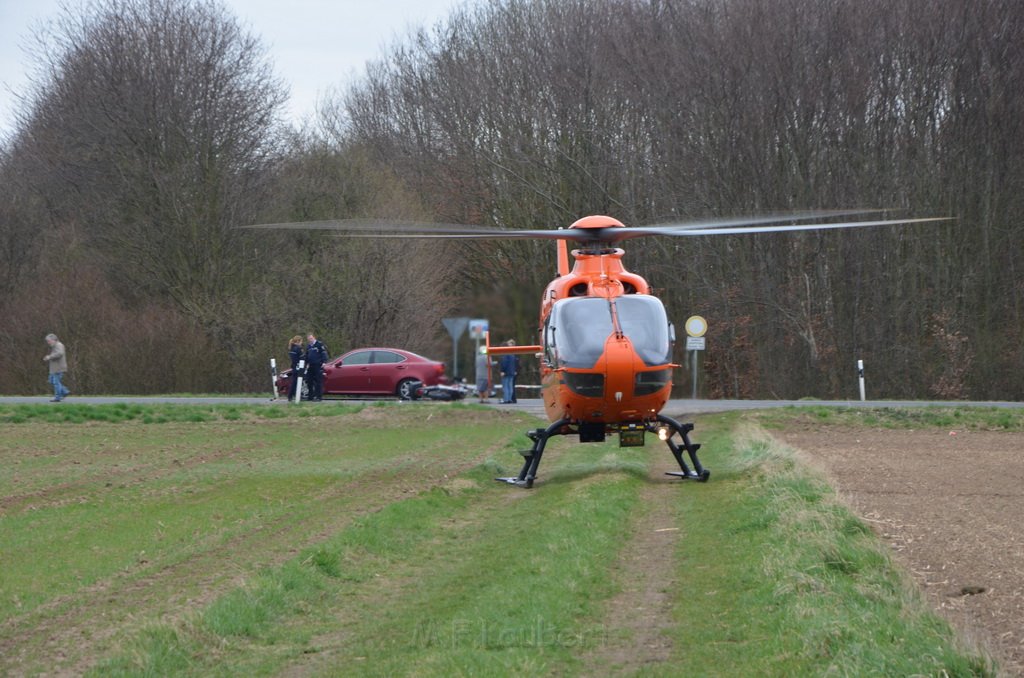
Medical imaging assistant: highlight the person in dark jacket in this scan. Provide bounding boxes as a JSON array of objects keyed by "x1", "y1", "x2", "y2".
[
  {"x1": 287, "y1": 335, "x2": 304, "y2": 401},
  {"x1": 499, "y1": 340, "x2": 520, "y2": 403},
  {"x1": 305, "y1": 333, "x2": 328, "y2": 401}
]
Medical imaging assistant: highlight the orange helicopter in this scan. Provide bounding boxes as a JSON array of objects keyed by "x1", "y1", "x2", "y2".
[{"x1": 248, "y1": 211, "x2": 944, "y2": 487}]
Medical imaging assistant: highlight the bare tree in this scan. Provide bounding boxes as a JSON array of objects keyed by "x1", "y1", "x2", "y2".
[
  {"x1": 342, "y1": 0, "x2": 1024, "y2": 399},
  {"x1": 19, "y1": 0, "x2": 286, "y2": 317},
  {"x1": 0, "y1": 0, "x2": 290, "y2": 393}
]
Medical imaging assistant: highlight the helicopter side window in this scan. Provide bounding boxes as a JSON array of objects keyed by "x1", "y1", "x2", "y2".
[{"x1": 544, "y1": 315, "x2": 557, "y2": 365}]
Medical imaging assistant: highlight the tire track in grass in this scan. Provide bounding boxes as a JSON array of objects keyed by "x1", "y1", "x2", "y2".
[
  {"x1": 580, "y1": 449, "x2": 686, "y2": 675},
  {"x1": 1, "y1": 408, "x2": 529, "y2": 676},
  {"x1": 0, "y1": 424, "x2": 275, "y2": 514},
  {"x1": 4, "y1": 469, "x2": 398, "y2": 674},
  {"x1": 273, "y1": 490, "x2": 527, "y2": 678},
  {"x1": 217, "y1": 441, "x2": 647, "y2": 677},
  {"x1": 11, "y1": 466, "x2": 506, "y2": 675}
]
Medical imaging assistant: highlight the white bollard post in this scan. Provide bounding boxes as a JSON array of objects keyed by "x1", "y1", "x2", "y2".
[
  {"x1": 293, "y1": 359, "x2": 306, "y2": 404},
  {"x1": 857, "y1": 359, "x2": 866, "y2": 402},
  {"x1": 269, "y1": 358, "x2": 278, "y2": 400},
  {"x1": 691, "y1": 350, "x2": 698, "y2": 400}
]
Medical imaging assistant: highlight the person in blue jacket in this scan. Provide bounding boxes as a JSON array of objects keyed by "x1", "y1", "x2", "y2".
[
  {"x1": 499, "y1": 340, "x2": 520, "y2": 403},
  {"x1": 305, "y1": 333, "x2": 329, "y2": 401}
]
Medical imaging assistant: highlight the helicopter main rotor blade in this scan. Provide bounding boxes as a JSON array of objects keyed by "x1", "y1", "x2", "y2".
[
  {"x1": 243, "y1": 218, "x2": 581, "y2": 239},
  {"x1": 610, "y1": 209, "x2": 886, "y2": 235},
  {"x1": 331, "y1": 229, "x2": 580, "y2": 240},
  {"x1": 242, "y1": 219, "x2": 488, "y2": 232},
  {"x1": 333, "y1": 215, "x2": 948, "y2": 242},
  {"x1": 243, "y1": 210, "x2": 882, "y2": 233},
  {"x1": 656, "y1": 216, "x2": 950, "y2": 237},
  {"x1": 241, "y1": 211, "x2": 946, "y2": 244}
]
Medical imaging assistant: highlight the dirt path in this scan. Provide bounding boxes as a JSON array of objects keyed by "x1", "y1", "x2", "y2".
[
  {"x1": 581, "y1": 452, "x2": 684, "y2": 675},
  {"x1": 775, "y1": 426, "x2": 1024, "y2": 676}
]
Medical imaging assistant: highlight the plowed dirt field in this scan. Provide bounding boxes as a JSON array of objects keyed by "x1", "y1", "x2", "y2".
[{"x1": 776, "y1": 426, "x2": 1024, "y2": 675}]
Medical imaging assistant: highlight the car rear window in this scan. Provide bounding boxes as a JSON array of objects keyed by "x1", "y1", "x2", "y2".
[{"x1": 373, "y1": 351, "x2": 407, "y2": 364}]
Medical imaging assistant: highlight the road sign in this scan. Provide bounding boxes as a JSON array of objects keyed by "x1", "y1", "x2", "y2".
[
  {"x1": 442, "y1": 317, "x2": 470, "y2": 340},
  {"x1": 685, "y1": 315, "x2": 707, "y2": 337},
  {"x1": 469, "y1": 318, "x2": 489, "y2": 340},
  {"x1": 442, "y1": 317, "x2": 471, "y2": 379},
  {"x1": 686, "y1": 336, "x2": 706, "y2": 351}
]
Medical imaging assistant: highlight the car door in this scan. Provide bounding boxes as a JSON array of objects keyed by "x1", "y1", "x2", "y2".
[
  {"x1": 368, "y1": 350, "x2": 410, "y2": 394},
  {"x1": 326, "y1": 350, "x2": 373, "y2": 394}
]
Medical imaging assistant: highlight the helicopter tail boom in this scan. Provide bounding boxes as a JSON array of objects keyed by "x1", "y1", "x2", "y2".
[{"x1": 486, "y1": 345, "x2": 541, "y2": 355}]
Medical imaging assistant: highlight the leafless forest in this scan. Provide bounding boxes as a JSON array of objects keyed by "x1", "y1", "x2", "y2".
[{"x1": 0, "y1": 0, "x2": 1021, "y2": 399}]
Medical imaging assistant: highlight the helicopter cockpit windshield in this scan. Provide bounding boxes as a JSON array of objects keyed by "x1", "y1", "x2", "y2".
[{"x1": 548, "y1": 295, "x2": 673, "y2": 369}]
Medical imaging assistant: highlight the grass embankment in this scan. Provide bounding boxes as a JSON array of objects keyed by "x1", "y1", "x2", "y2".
[
  {"x1": 662, "y1": 417, "x2": 991, "y2": 676},
  {"x1": 0, "y1": 401, "x2": 325, "y2": 425},
  {"x1": 0, "y1": 403, "x2": 993, "y2": 676},
  {"x1": 760, "y1": 404, "x2": 1024, "y2": 431}
]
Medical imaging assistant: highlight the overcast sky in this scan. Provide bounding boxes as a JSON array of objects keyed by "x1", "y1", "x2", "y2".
[{"x1": 0, "y1": 0, "x2": 461, "y2": 139}]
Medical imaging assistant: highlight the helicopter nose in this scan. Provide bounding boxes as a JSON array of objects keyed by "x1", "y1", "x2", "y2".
[{"x1": 603, "y1": 336, "x2": 635, "y2": 399}]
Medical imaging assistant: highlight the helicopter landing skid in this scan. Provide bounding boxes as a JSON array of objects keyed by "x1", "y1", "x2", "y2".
[
  {"x1": 665, "y1": 469, "x2": 711, "y2": 481},
  {"x1": 494, "y1": 476, "x2": 531, "y2": 488},
  {"x1": 652, "y1": 414, "x2": 710, "y2": 482},
  {"x1": 495, "y1": 414, "x2": 711, "y2": 488},
  {"x1": 495, "y1": 418, "x2": 572, "y2": 489}
]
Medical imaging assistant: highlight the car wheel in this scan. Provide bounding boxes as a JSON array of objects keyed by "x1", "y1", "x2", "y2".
[
  {"x1": 300, "y1": 380, "x2": 310, "y2": 400},
  {"x1": 397, "y1": 379, "x2": 422, "y2": 401}
]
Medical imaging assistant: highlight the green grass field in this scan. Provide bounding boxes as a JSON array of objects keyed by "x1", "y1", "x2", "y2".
[
  {"x1": 0, "y1": 403, "x2": 995, "y2": 676},
  {"x1": 760, "y1": 404, "x2": 1024, "y2": 432}
]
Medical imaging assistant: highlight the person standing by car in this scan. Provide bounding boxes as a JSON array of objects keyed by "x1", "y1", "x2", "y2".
[
  {"x1": 287, "y1": 335, "x2": 304, "y2": 401},
  {"x1": 305, "y1": 333, "x2": 328, "y2": 401},
  {"x1": 499, "y1": 339, "x2": 520, "y2": 404},
  {"x1": 43, "y1": 333, "x2": 70, "y2": 402}
]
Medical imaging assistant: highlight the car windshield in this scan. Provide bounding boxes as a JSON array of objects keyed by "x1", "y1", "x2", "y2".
[{"x1": 553, "y1": 295, "x2": 671, "y2": 368}]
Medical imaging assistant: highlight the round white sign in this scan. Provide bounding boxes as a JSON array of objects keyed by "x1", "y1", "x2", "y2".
[{"x1": 685, "y1": 315, "x2": 707, "y2": 338}]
